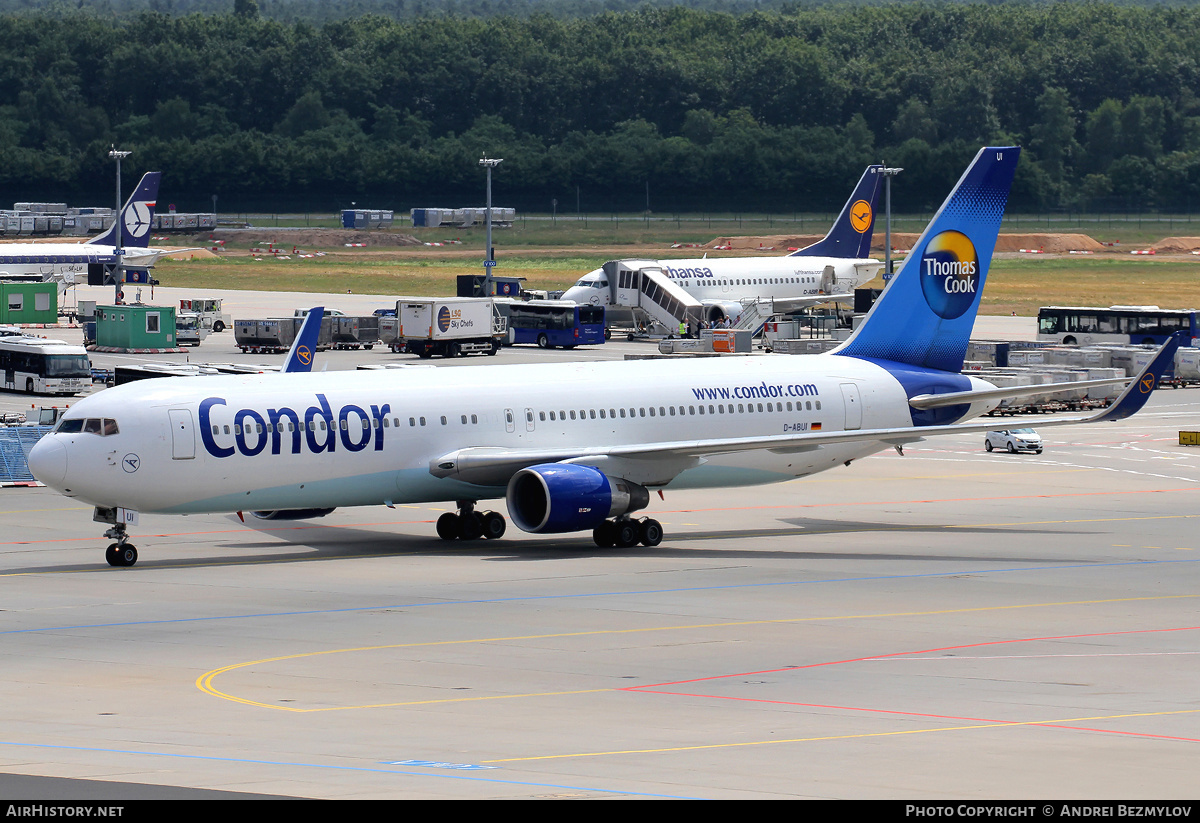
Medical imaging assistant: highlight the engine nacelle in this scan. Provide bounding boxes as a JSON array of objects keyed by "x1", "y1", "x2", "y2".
[
  {"x1": 506, "y1": 464, "x2": 649, "y2": 534},
  {"x1": 704, "y1": 301, "x2": 743, "y2": 325},
  {"x1": 250, "y1": 508, "x2": 336, "y2": 521}
]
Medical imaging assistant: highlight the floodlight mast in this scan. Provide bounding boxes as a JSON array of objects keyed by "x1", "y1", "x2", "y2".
[
  {"x1": 479, "y1": 156, "x2": 503, "y2": 295},
  {"x1": 881, "y1": 166, "x2": 903, "y2": 282},
  {"x1": 108, "y1": 147, "x2": 132, "y2": 304}
]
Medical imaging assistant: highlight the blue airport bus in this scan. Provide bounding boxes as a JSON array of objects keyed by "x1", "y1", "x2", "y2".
[
  {"x1": 1037, "y1": 306, "x2": 1198, "y2": 346},
  {"x1": 499, "y1": 300, "x2": 606, "y2": 348}
]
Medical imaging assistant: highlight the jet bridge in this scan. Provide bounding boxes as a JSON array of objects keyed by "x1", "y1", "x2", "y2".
[{"x1": 602, "y1": 260, "x2": 703, "y2": 334}]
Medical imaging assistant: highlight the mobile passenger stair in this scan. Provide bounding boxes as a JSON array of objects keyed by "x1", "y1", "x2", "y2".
[{"x1": 602, "y1": 260, "x2": 704, "y2": 337}]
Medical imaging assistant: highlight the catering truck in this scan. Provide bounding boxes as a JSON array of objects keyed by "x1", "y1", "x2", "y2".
[{"x1": 391, "y1": 297, "x2": 507, "y2": 358}]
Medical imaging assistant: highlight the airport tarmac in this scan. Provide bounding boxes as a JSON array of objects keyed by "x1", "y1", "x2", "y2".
[{"x1": 0, "y1": 291, "x2": 1197, "y2": 799}]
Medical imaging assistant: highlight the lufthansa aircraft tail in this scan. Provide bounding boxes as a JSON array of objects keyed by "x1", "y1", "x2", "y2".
[
  {"x1": 834, "y1": 147, "x2": 1020, "y2": 373},
  {"x1": 85, "y1": 171, "x2": 161, "y2": 249},
  {"x1": 789, "y1": 164, "x2": 884, "y2": 259}
]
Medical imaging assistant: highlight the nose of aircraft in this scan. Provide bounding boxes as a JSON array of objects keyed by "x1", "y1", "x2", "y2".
[{"x1": 28, "y1": 436, "x2": 67, "y2": 488}]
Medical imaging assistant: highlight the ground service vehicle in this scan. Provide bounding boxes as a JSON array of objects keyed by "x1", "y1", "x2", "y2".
[
  {"x1": 179, "y1": 298, "x2": 231, "y2": 333},
  {"x1": 175, "y1": 313, "x2": 210, "y2": 346},
  {"x1": 392, "y1": 297, "x2": 506, "y2": 357},
  {"x1": 1037, "y1": 306, "x2": 1198, "y2": 346},
  {"x1": 0, "y1": 336, "x2": 91, "y2": 394},
  {"x1": 985, "y1": 428, "x2": 1043, "y2": 454}
]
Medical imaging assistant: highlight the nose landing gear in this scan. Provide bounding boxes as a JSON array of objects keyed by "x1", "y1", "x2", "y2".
[
  {"x1": 102, "y1": 524, "x2": 138, "y2": 567},
  {"x1": 95, "y1": 507, "x2": 138, "y2": 567}
]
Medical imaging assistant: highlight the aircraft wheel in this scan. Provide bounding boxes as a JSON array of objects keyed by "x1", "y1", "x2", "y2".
[
  {"x1": 458, "y1": 512, "x2": 483, "y2": 540},
  {"x1": 639, "y1": 519, "x2": 663, "y2": 547},
  {"x1": 436, "y1": 512, "x2": 459, "y2": 541},
  {"x1": 614, "y1": 520, "x2": 640, "y2": 548},
  {"x1": 108, "y1": 544, "x2": 138, "y2": 567},
  {"x1": 481, "y1": 511, "x2": 506, "y2": 540},
  {"x1": 592, "y1": 522, "x2": 616, "y2": 548}
]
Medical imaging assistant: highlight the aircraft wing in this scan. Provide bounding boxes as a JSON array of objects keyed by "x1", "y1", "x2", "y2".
[
  {"x1": 767, "y1": 292, "x2": 855, "y2": 311},
  {"x1": 431, "y1": 332, "x2": 1182, "y2": 488},
  {"x1": 909, "y1": 376, "x2": 1132, "y2": 410},
  {"x1": 120, "y1": 247, "x2": 171, "y2": 267}
]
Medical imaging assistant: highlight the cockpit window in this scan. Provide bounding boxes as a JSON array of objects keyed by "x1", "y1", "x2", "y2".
[{"x1": 59, "y1": 418, "x2": 119, "y2": 435}]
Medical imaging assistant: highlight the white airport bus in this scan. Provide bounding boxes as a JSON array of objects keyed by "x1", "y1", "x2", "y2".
[{"x1": 0, "y1": 336, "x2": 92, "y2": 395}]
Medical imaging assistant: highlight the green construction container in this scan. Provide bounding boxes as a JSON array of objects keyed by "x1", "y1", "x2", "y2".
[
  {"x1": 0, "y1": 283, "x2": 57, "y2": 324},
  {"x1": 95, "y1": 304, "x2": 176, "y2": 349}
]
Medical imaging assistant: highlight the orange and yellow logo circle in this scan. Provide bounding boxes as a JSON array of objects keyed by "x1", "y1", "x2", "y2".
[{"x1": 849, "y1": 200, "x2": 873, "y2": 234}]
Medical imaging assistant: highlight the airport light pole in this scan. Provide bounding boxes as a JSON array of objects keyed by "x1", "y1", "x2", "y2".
[
  {"x1": 479, "y1": 156, "x2": 502, "y2": 295},
  {"x1": 881, "y1": 166, "x2": 903, "y2": 282},
  {"x1": 109, "y1": 147, "x2": 132, "y2": 304}
]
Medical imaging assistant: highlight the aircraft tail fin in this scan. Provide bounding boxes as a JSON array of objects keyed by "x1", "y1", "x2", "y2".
[
  {"x1": 85, "y1": 171, "x2": 161, "y2": 249},
  {"x1": 789, "y1": 165, "x2": 883, "y2": 259},
  {"x1": 283, "y1": 308, "x2": 323, "y2": 373},
  {"x1": 833, "y1": 147, "x2": 1020, "y2": 373}
]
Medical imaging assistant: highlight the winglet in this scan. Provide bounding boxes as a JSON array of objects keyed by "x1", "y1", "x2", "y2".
[
  {"x1": 1089, "y1": 331, "x2": 1186, "y2": 422},
  {"x1": 85, "y1": 171, "x2": 162, "y2": 249},
  {"x1": 790, "y1": 165, "x2": 884, "y2": 259},
  {"x1": 283, "y1": 307, "x2": 323, "y2": 373}
]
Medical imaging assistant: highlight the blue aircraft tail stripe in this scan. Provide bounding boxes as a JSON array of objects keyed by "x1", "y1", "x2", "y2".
[
  {"x1": 833, "y1": 147, "x2": 1020, "y2": 373},
  {"x1": 789, "y1": 165, "x2": 883, "y2": 260}
]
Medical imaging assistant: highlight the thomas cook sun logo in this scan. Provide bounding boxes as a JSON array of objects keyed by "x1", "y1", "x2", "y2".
[
  {"x1": 849, "y1": 200, "x2": 873, "y2": 234},
  {"x1": 919, "y1": 230, "x2": 980, "y2": 320}
]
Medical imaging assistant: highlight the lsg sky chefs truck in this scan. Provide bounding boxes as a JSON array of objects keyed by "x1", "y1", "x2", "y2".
[{"x1": 391, "y1": 297, "x2": 508, "y2": 358}]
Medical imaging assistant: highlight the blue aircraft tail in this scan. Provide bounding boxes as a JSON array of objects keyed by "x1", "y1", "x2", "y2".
[
  {"x1": 283, "y1": 307, "x2": 323, "y2": 373},
  {"x1": 833, "y1": 147, "x2": 1020, "y2": 373},
  {"x1": 85, "y1": 171, "x2": 161, "y2": 249},
  {"x1": 789, "y1": 165, "x2": 884, "y2": 259}
]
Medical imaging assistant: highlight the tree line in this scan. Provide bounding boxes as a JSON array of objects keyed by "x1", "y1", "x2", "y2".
[{"x1": 2, "y1": 2, "x2": 1200, "y2": 213}]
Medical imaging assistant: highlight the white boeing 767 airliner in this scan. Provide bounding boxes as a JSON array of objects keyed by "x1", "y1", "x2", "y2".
[{"x1": 28, "y1": 147, "x2": 1184, "y2": 566}]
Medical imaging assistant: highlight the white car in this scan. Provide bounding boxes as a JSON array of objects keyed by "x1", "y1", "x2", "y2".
[{"x1": 985, "y1": 428, "x2": 1043, "y2": 454}]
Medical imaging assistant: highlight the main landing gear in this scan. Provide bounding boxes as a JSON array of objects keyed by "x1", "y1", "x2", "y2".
[
  {"x1": 592, "y1": 517, "x2": 663, "y2": 549},
  {"x1": 436, "y1": 501, "x2": 507, "y2": 541},
  {"x1": 102, "y1": 523, "x2": 138, "y2": 567}
]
